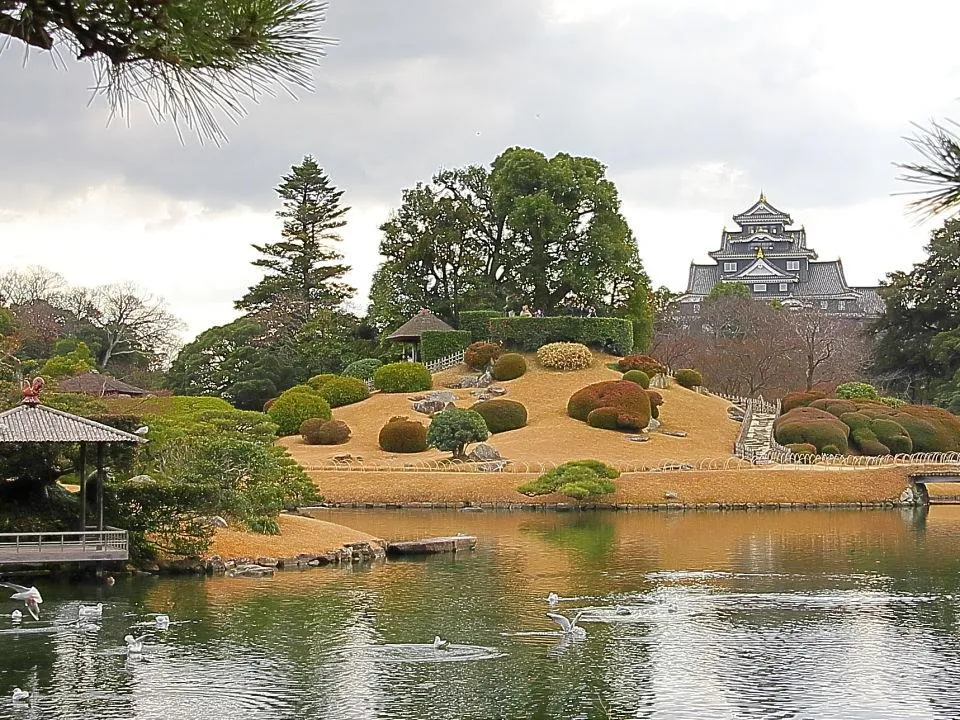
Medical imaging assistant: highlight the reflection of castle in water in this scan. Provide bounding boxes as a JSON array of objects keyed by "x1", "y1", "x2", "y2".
[{"x1": 677, "y1": 193, "x2": 883, "y2": 318}]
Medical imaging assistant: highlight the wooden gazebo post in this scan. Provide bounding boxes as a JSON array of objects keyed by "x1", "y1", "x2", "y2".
[{"x1": 78, "y1": 443, "x2": 86, "y2": 531}]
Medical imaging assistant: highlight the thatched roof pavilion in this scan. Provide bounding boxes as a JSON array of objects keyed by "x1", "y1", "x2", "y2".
[
  {"x1": 386, "y1": 309, "x2": 454, "y2": 361},
  {"x1": 58, "y1": 372, "x2": 148, "y2": 398}
]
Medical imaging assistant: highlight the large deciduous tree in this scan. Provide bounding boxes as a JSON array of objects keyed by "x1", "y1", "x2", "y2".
[{"x1": 0, "y1": 0, "x2": 334, "y2": 141}]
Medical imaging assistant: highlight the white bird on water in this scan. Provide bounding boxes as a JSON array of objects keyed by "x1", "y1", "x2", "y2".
[
  {"x1": 154, "y1": 614, "x2": 170, "y2": 630},
  {"x1": 433, "y1": 636, "x2": 449, "y2": 650},
  {"x1": 0, "y1": 582, "x2": 42, "y2": 620},
  {"x1": 124, "y1": 634, "x2": 146, "y2": 655},
  {"x1": 546, "y1": 592, "x2": 560, "y2": 606},
  {"x1": 78, "y1": 603, "x2": 102, "y2": 619},
  {"x1": 12, "y1": 688, "x2": 29, "y2": 702},
  {"x1": 547, "y1": 612, "x2": 586, "y2": 637},
  {"x1": 11, "y1": 610, "x2": 22, "y2": 623},
  {"x1": 615, "y1": 605, "x2": 632, "y2": 616}
]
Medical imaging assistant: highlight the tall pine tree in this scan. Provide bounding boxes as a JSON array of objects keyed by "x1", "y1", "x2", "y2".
[{"x1": 237, "y1": 156, "x2": 354, "y2": 323}]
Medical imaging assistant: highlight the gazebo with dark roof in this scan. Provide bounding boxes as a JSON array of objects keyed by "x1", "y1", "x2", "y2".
[
  {"x1": 386, "y1": 308, "x2": 455, "y2": 361},
  {"x1": 58, "y1": 372, "x2": 148, "y2": 398},
  {"x1": 0, "y1": 385, "x2": 145, "y2": 564}
]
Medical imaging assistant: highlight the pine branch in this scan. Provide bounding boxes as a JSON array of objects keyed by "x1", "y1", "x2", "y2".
[{"x1": 895, "y1": 119, "x2": 960, "y2": 220}]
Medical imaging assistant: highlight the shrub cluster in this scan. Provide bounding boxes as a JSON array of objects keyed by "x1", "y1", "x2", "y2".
[
  {"x1": 518, "y1": 459, "x2": 620, "y2": 501},
  {"x1": 301, "y1": 419, "x2": 351, "y2": 445},
  {"x1": 373, "y1": 362, "x2": 432, "y2": 393},
  {"x1": 458, "y1": 310, "x2": 502, "y2": 342},
  {"x1": 420, "y1": 330, "x2": 472, "y2": 363},
  {"x1": 673, "y1": 368, "x2": 703, "y2": 389},
  {"x1": 879, "y1": 396, "x2": 906, "y2": 408},
  {"x1": 464, "y1": 341, "x2": 503, "y2": 370},
  {"x1": 316, "y1": 376, "x2": 369, "y2": 408},
  {"x1": 491, "y1": 353, "x2": 527, "y2": 381},
  {"x1": 537, "y1": 342, "x2": 593, "y2": 370},
  {"x1": 835, "y1": 382, "x2": 879, "y2": 400},
  {"x1": 426, "y1": 408, "x2": 489, "y2": 457},
  {"x1": 378, "y1": 416, "x2": 428, "y2": 453},
  {"x1": 586, "y1": 407, "x2": 646, "y2": 432},
  {"x1": 622, "y1": 370, "x2": 650, "y2": 388},
  {"x1": 471, "y1": 399, "x2": 528, "y2": 433},
  {"x1": 267, "y1": 385, "x2": 332, "y2": 436},
  {"x1": 809, "y1": 398, "x2": 858, "y2": 418},
  {"x1": 780, "y1": 390, "x2": 827, "y2": 414},
  {"x1": 774, "y1": 407, "x2": 850, "y2": 455},
  {"x1": 342, "y1": 358, "x2": 382, "y2": 381},
  {"x1": 567, "y1": 380, "x2": 651, "y2": 428},
  {"x1": 307, "y1": 374, "x2": 339, "y2": 391},
  {"x1": 488, "y1": 316, "x2": 633, "y2": 356},
  {"x1": 616, "y1": 354, "x2": 667, "y2": 377}
]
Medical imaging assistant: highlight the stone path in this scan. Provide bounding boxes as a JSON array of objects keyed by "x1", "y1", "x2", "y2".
[{"x1": 741, "y1": 407, "x2": 777, "y2": 463}]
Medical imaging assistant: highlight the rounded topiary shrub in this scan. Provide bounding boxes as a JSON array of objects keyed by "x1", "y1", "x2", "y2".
[
  {"x1": 809, "y1": 398, "x2": 859, "y2": 418},
  {"x1": 537, "y1": 342, "x2": 593, "y2": 370},
  {"x1": 373, "y1": 362, "x2": 432, "y2": 393},
  {"x1": 787, "y1": 442, "x2": 817, "y2": 456},
  {"x1": 616, "y1": 354, "x2": 666, "y2": 376},
  {"x1": 835, "y1": 381, "x2": 879, "y2": 400},
  {"x1": 317, "y1": 376, "x2": 369, "y2": 408},
  {"x1": 851, "y1": 426, "x2": 890, "y2": 456},
  {"x1": 674, "y1": 368, "x2": 703, "y2": 389},
  {"x1": 307, "y1": 374, "x2": 339, "y2": 391},
  {"x1": 622, "y1": 370, "x2": 650, "y2": 388},
  {"x1": 464, "y1": 342, "x2": 502, "y2": 370},
  {"x1": 301, "y1": 418, "x2": 351, "y2": 445},
  {"x1": 491, "y1": 353, "x2": 527, "y2": 381},
  {"x1": 268, "y1": 385, "x2": 332, "y2": 436},
  {"x1": 780, "y1": 390, "x2": 827, "y2": 414},
  {"x1": 869, "y1": 417, "x2": 912, "y2": 454},
  {"x1": 342, "y1": 358, "x2": 382, "y2": 381},
  {"x1": 471, "y1": 399, "x2": 528, "y2": 434},
  {"x1": 586, "y1": 406, "x2": 647, "y2": 432},
  {"x1": 647, "y1": 389, "x2": 663, "y2": 420},
  {"x1": 300, "y1": 417, "x2": 325, "y2": 442},
  {"x1": 378, "y1": 416, "x2": 428, "y2": 453},
  {"x1": 773, "y1": 406, "x2": 850, "y2": 455},
  {"x1": 568, "y1": 380, "x2": 651, "y2": 428},
  {"x1": 821, "y1": 444, "x2": 841, "y2": 455},
  {"x1": 856, "y1": 404, "x2": 960, "y2": 452},
  {"x1": 426, "y1": 408, "x2": 489, "y2": 458}
]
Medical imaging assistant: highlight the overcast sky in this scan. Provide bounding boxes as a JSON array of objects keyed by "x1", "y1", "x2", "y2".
[{"x1": 1, "y1": 0, "x2": 958, "y2": 340}]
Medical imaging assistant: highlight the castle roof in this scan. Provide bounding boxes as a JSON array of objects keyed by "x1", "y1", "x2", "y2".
[{"x1": 732, "y1": 192, "x2": 792, "y2": 226}]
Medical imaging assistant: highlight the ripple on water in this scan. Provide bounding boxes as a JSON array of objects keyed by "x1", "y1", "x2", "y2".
[{"x1": 344, "y1": 643, "x2": 505, "y2": 664}]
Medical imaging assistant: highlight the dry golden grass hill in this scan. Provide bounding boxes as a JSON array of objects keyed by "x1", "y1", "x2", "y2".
[{"x1": 282, "y1": 353, "x2": 739, "y2": 471}]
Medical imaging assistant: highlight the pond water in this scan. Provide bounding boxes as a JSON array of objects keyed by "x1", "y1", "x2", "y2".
[{"x1": 3, "y1": 506, "x2": 960, "y2": 719}]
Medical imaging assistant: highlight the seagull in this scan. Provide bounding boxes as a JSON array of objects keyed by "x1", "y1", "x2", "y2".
[
  {"x1": 0, "y1": 582, "x2": 42, "y2": 620},
  {"x1": 547, "y1": 612, "x2": 586, "y2": 637},
  {"x1": 11, "y1": 610, "x2": 21, "y2": 623},
  {"x1": 12, "y1": 688, "x2": 29, "y2": 702},
  {"x1": 78, "y1": 603, "x2": 102, "y2": 619},
  {"x1": 546, "y1": 592, "x2": 560, "y2": 606},
  {"x1": 433, "y1": 635, "x2": 449, "y2": 650},
  {"x1": 615, "y1": 605, "x2": 632, "y2": 616},
  {"x1": 154, "y1": 614, "x2": 170, "y2": 629},
  {"x1": 135, "y1": 426, "x2": 149, "y2": 435},
  {"x1": 124, "y1": 634, "x2": 146, "y2": 654}
]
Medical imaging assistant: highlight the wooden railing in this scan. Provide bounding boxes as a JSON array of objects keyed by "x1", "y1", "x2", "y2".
[{"x1": 0, "y1": 527, "x2": 129, "y2": 564}]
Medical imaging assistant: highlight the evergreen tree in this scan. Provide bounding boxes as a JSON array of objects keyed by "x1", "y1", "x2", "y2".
[{"x1": 237, "y1": 156, "x2": 354, "y2": 324}]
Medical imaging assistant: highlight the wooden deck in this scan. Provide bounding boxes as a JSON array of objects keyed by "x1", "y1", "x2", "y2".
[{"x1": 0, "y1": 528, "x2": 128, "y2": 564}]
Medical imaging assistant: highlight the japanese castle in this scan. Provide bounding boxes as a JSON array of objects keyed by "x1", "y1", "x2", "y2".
[{"x1": 677, "y1": 193, "x2": 883, "y2": 318}]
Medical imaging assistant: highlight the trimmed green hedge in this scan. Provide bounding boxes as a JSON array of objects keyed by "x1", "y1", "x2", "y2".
[
  {"x1": 267, "y1": 385, "x2": 331, "y2": 436},
  {"x1": 488, "y1": 317, "x2": 633, "y2": 356},
  {"x1": 491, "y1": 353, "x2": 527, "y2": 381},
  {"x1": 317, "y1": 376, "x2": 369, "y2": 408},
  {"x1": 458, "y1": 310, "x2": 503, "y2": 341},
  {"x1": 373, "y1": 362, "x2": 432, "y2": 393},
  {"x1": 420, "y1": 330, "x2": 471, "y2": 363},
  {"x1": 471, "y1": 399, "x2": 528, "y2": 433}
]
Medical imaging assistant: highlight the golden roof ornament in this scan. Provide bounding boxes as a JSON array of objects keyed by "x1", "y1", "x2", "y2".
[
  {"x1": 759, "y1": 189, "x2": 767, "y2": 203},
  {"x1": 756, "y1": 246, "x2": 764, "y2": 259}
]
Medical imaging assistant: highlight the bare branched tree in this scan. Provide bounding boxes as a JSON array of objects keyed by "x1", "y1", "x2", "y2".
[
  {"x1": 86, "y1": 283, "x2": 184, "y2": 369},
  {"x1": 896, "y1": 119, "x2": 960, "y2": 220},
  {"x1": 0, "y1": 266, "x2": 67, "y2": 307},
  {"x1": 0, "y1": 0, "x2": 335, "y2": 142}
]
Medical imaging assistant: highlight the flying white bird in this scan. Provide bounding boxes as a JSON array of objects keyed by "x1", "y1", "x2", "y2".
[
  {"x1": 12, "y1": 688, "x2": 29, "y2": 702},
  {"x1": 546, "y1": 592, "x2": 560, "y2": 606},
  {"x1": 547, "y1": 612, "x2": 586, "y2": 637},
  {"x1": 433, "y1": 635, "x2": 449, "y2": 650},
  {"x1": 11, "y1": 610, "x2": 22, "y2": 623},
  {"x1": 154, "y1": 614, "x2": 170, "y2": 629},
  {"x1": 124, "y1": 634, "x2": 146, "y2": 654},
  {"x1": 78, "y1": 603, "x2": 102, "y2": 619},
  {"x1": 0, "y1": 582, "x2": 42, "y2": 620}
]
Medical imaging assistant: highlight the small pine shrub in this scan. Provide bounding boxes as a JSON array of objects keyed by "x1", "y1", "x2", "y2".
[
  {"x1": 267, "y1": 385, "x2": 331, "y2": 436},
  {"x1": 787, "y1": 443, "x2": 817, "y2": 455},
  {"x1": 622, "y1": 370, "x2": 650, "y2": 388},
  {"x1": 616, "y1": 354, "x2": 666, "y2": 376},
  {"x1": 673, "y1": 368, "x2": 703, "y2": 389},
  {"x1": 317, "y1": 376, "x2": 369, "y2": 408},
  {"x1": 464, "y1": 342, "x2": 503, "y2": 370},
  {"x1": 343, "y1": 358, "x2": 382, "y2": 381},
  {"x1": 517, "y1": 460, "x2": 619, "y2": 501},
  {"x1": 426, "y1": 408, "x2": 489, "y2": 458},
  {"x1": 378, "y1": 416, "x2": 428, "y2": 453},
  {"x1": 537, "y1": 342, "x2": 593, "y2": 370},
  {"x1": 835, "y1": 382, "x2": 879, "y2": 400},
  {"x1": 471, "y1": 399, "x2": 528, "y2": 433},
  {"x1": 307, "y1": 374, "x2": 339, "y2": 391},
  {"x1": 373, "y1": 362, "x2": 432, "y2": 393},
  {"x1": 491, "y1": 353, "x2": 527, "y2": 381}
]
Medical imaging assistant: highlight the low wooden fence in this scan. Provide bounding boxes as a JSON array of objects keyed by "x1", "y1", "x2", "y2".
[{"x1": 0, "y1": 527, "x2": 129, "y2": 564}]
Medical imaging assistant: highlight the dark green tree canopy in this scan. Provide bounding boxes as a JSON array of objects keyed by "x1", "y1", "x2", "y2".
[{"x1": 1, "y1": 0, "x2": 333, "y2": 141}]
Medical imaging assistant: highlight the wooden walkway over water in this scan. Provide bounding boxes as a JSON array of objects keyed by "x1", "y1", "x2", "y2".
[{"x1": 0, "y1": 528, "x2": 128, "y2": 564}]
